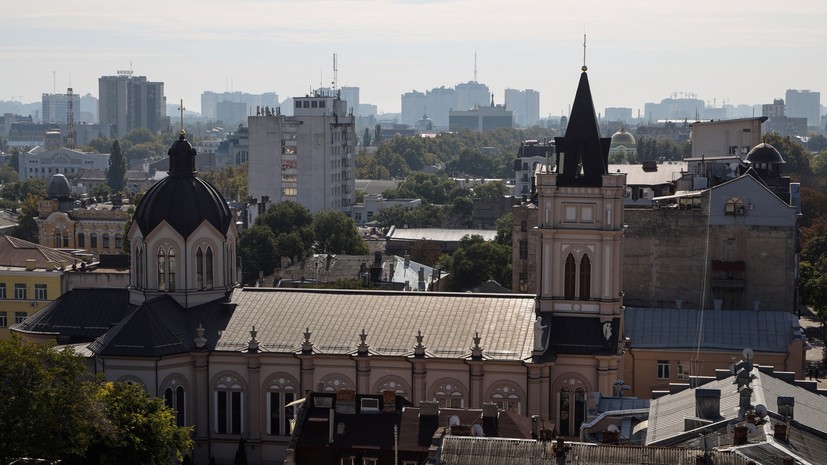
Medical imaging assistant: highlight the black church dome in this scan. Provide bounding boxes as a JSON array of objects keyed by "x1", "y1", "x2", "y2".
[
  {"x1": 745, "y1": 143, "x2": 785, "y2": 164},
  {"x1": 132, "y1": 133, "x2": 232, "y2": 238},
  {"x1": 46, "y1": 174, "x2": 72, "y2": 199}
]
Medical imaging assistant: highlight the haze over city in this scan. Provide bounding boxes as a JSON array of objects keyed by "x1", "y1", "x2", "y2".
[{"x1": 2, "y1": 0, "x2": 826, "y2": 116}]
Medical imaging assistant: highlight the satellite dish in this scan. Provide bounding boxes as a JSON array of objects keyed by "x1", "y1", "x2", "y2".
[
  {"x1": 449, "y1": 415, "x2": 461, "y2": 427},
  {"x1": 743, "y1": 348, "x2": 754, "y2": 360},
  {"x1": 607, "y1": 424, "x2": 620, "y2": 433},
  {"x1": 730, "y1": 363, "x2": 737, "y2": 375},
  {"x1": 471, "y1": 424, "x2": 485, "y2": 437},
  {"x1": 726, "y1": 423, "x2": 734, "y2": 435},
  {"x1": 746, "y1": 423, "x2": 757, "y2": 435},
  {"x1": 755, "y1": 404, "x2": 768, "y2": 419}
]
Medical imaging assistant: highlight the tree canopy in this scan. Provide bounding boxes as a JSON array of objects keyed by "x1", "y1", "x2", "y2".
[
  {"x1": 107, "y1": 139, "x2": 127, "y2": 193},
  {"x1": 313, "y1": 210, "x2": 369, "y2": 255},
  {"x1": 0, "y1": 336, "x2": 192, "y2": 464},
  {"x1": 438, "y1": 235, "x2": 512, "y2": 291}
]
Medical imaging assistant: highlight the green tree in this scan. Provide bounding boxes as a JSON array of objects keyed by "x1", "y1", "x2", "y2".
[
  {"x1": 495, "y1": 212, "x2": 513, "y2": 245},
  {"x1": 473, "y1": 181, "x2": 508, "y2": 200},
  {"x1": 11, "y1": 194, "x2": 40, "y2": 242},
  {"x1": 438, "y1": 235, "x2": 512, "y2": 291},
  {"x1": 86, "y1": 381, "x2": 193, "y2": 465},
  {"x1": 807, "y1": 134, "x2": 827, "y2": 152},
  {"x1": 91, "y1": 183, "x2": 113, "y2": 199},
  {"x1": 313, "y1": 210, "x2": 369, "y2": 255},
  {"x1": 8, "y1": 148, "x2": 20, "y2": 172},
  {"x1": 0, "y1": 336, "x2": 99, "y2": 463},
  {"x1": 374, "y1": 124, "x2": 382, "y2": 144},
  {"x1": 763, "y1": 133, "x2": 813, "y2": 180},
  {"x1": 238, "y1": 225, "x2": 279, "y2": 284},
  {"x1": 107, "y1": 140, "x2": 127, "y2": 193},
  {"x1": 362, "y1": 127, "x2": 372, "y2": 147}
]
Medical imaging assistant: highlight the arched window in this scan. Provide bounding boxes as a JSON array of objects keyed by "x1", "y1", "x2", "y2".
[
  {"x1": 135, "y1": 247, "x2": 143, "y2": 288},
  {"x1": 556, "y1": 377, "x2": 589, "y2": 437},
  {"x1": 196, "y1": 248, "x2": 204, "y2": 289},
  {"x1": 90, "y1": 232, "x2": 98, "y2": 249},
  {"x1": 205, "y1": 247, "x2": 214, "y2": 289},
  {"x1": 579, "y1": 255, "x2": 591, "y2": 300},
  {"x1": 168, "y1": 248, "x2": 176, "y2": 291},
  {"x1": 266, "y1": 375, "x2": 298, "y2": 436},
  {"x1": 54, "y1": 232, "x2": 62, "y2": 248},
  {"x1": 115, "y1": 233, "x2": 123, "y2": 250},
  {"x1": 215, "y1": 374, "x2": 244, "y2": 435},
  {"x1": 77, "y1": 232, "x2": 85, "y2": 248},
  {"x1": 487, "y1": 382, "x2": 523, "y2": 414},
  {"x1": 564, "y1": 253, "x2": 576, "y2": 299},
  {"x1": 157, "y1": 248, "x2": 166, "y2": 291},
  {"x1": 574, "y1": 387, "x2": 587, "y2": 432},
  {"x1": 163, "y1": 385, "x2": 186, "y2": 427},
  {"x1": 431, "y1": 379, "x2": 467, "y2": 409},
  {"x1": 319, "y1": 374, "x2": 355, "y2": 393},
  {"x1": 373, "y1": 376, "x2": 411, "y2": 400},
  {"x1": 103, "y1": 233, "x2": 110, "y2": 249}
]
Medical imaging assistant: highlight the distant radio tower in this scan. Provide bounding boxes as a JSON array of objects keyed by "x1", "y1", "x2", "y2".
[
  {"x1": 474, "y1": 50, "x2": 478, "y2": 82},
  {"x1": 332, "y1": 53, "x2": 338, "y2": 93},
  {"x1": 66, "y1": 87, "x2": 75, "y2": 149}
]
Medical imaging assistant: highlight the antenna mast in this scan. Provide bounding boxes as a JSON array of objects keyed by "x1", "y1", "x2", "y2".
[
  {"x1": 66, "y1": 87, "x2": 75, "y2": 149},
  {"x1": 332, "y1": 53, "x2": 338, "y2": 93},
  {"x1": 474, "y1": 49, "x2": 478, "y2": 82}
]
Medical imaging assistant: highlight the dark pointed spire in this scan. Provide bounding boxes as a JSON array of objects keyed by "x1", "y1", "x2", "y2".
[{"x1": 554, "y1": 68, "x2": 610, "y2": 186}]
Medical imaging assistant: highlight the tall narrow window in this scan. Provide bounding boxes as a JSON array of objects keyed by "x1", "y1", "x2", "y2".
[
  {"x1": 579, "y1": 255, "x2": 591, "y2": 300},
  {"x1": 559, "y1": 387, "x2": 571, "y2": 436},
  {"x1": 103, "y1": 233, "x2": 110, "y2": 249},
  {"x1": 215, "y1": 376, "x2": 243, "y2": 434},
  {"x1": 574, "y1": 388, "x2": 587, "y2": 432},
  {"x1": 205, "y1": 247, "x2": 214, "y2": 289},
  {"x1": 168, "y1": 248, "x2": 176, "y2": 291},
  {"x1": 196, "y1": 248, "x2": 204, "y2": 289},
  {"x1": 158, "y1": 248, "x2": 166, "y2": 291},
  {"x1": 77, "y1": 232, "x2": 85, "y2": 248},
  {"x1": 163, "y1": 387, "x2": 186, "y2": 426},
  {"x1": 564, "y1": 254, "x2": 576, "y2": 299},
  {"x1": 91, "y1": 233, "x2": 98, "y2": 249}
]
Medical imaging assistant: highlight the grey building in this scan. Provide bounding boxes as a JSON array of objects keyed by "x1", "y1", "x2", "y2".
[
  {"x1": 98, "y1": 73, "x2": 168, "y2": 137},
  {"x1": 505, "y1": 88, "x2": 540, "y2": 127},
  {"x1": 247, "y1": 92, "x2": 356, "y2": 214},
  {"x1": 785, "y1": 89, "x2": 820, "y2": 128}
]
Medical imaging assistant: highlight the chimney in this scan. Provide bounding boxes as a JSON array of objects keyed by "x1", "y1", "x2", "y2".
[
  {"x1": 335, "y1": 389, "x2": 356, "y2": 414},
  {"x1": 777, "y1": 396, "x2": 794, "y2": 420},
  {"x1": 733, "y1": 425, "x2": 748, "y2": 445},
  {"x1": 26, "y1": 259, "x2": 35, "y2": 271},
  {"x1": 419, "y1": 401, "x2": 439, "y2": 417},
  {"x1": 482, "y1": 403, "x2": 499, "y2": 420},
  {"x1": 695, "y1": 389, "x2": 721, "y2": 420},
  {"x1": 418, "y1": 267, "x2": 426, "y2": 291}
]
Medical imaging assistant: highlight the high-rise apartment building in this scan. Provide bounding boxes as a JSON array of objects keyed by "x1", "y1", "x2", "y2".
[
  {"x1": 248, "y1": 92, "x2": 356, "y2": 214},
  {"x1": 455, "y1": 81, "x2": 490, "y2": 112},
  {"x1": 98, "y1": 72, "x2": 168, "y2": 137},
  {"x1": 200, "y1": 91, "x2": 279, "y2": 122},
  {"x1": 505, "y1": 88, "x2": 540, "y2": 127},
  {"x1": 785, "y1": 89, "x2": 820, "y2": 128},
  {"x1": 41, "y1": 91, "x2": 80, "y2": 124},
  {"x1": 338, "y1": 86, "x2": 360, "y2": 116},
  {"x1": 401, "y1": 90, "x2": 427, "y2": 126}
]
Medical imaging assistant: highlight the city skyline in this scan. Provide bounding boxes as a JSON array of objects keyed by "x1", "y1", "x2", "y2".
[{"x1": 2, "y1": 0, "x2": 825, "y2": 118}]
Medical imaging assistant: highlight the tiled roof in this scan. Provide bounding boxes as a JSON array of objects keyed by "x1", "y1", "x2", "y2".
[
  {"x1": 647, "y1": 370, "x2": 827, "y2": 447},
  {"x1": 437, "y1": 437, "x2": 752, "y2": 465},
  {"x1": 0, "y1": 235, "x2": 76, "y2": 268},
  {"x1": 625, "y1": 307, "x2": 797, "y2": 353},
  {"x1": 387, "y1": 228, "x2": 497, "y2": 243},
  {"x1": 12, "y1": 288, "x2": 134, "y2": 343},
  {"x1": 218, "y1": 288, "x2": 535, "y2": 359}
]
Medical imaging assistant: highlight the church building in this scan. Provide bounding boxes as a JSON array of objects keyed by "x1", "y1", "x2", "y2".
[{"x1": 13, "y1": 66, "x2": 626, "y2": 465}]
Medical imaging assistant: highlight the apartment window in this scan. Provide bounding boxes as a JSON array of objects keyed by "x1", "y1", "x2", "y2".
[
  {"x1": 0, "y1": 283, "x2": 5, "y2": 299},
  {"x1": 14, "y1": 283, "x2": 26, "y2": 300},
  {"x1": 657, "y1": 360, "x2": 670, "y2": 379},
  {"x1": 677, "y1": 362, "x2": 690, "y2": 380},
  {"x1": 0, "y1": 312, "x2": 6, "y2": 327},
  {"x1": 519, "y1": 240, "x2": 528, "y2": 259},
  {"x1": 15, "y1": 312, "x2": 27, "y2": 324},
  {"x1": 34, "y1": 284, "x2": 47, "y2": 300},
  {"x1": 725, "y1": 197, "x2": 745, "y2": 215},
  {"x1": 318, "y1": 100, "x2": 325, "y2": 108}
]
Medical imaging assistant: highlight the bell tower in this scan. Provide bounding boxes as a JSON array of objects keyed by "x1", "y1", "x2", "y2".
[{"x1": 533, "y1": 65, "x2": 626, "y2": 398}]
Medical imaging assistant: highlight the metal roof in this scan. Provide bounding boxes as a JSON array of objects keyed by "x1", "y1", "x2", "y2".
[{"x1": 387, "y1": 228, "x2": 497, "y2": 243}]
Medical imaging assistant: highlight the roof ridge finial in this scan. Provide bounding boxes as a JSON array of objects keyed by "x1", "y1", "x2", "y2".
[
  {"x1": 582, "y1": 33, "x2": 588, "y2": 72},
  {"x1": 178, "y1": 99, "x2": 186, "y2": 136}
]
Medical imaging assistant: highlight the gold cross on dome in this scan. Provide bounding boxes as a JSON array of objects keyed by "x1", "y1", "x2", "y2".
[{"x1": 178, "y1": 99, "x2": 186, "y2": 135}]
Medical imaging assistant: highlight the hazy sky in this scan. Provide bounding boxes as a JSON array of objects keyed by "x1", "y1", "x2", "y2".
[{"x1": 3, "y1": 0, "x2": 826, "y2": 117}]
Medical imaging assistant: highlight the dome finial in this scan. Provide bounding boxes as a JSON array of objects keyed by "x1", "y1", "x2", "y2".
[
  {"x1": 582, "y1": 33, "x2": 588, "y2": 72},
  {"x1": 177, "y1": 99, "x2": 186, "y2": 136}
]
